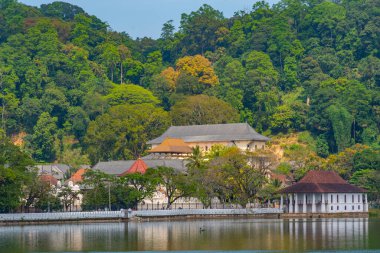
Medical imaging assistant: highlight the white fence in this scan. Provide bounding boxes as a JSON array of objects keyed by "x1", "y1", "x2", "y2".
[
  {"x1": 0, "y1": 211, "x2": 123, "y2": 222},
  {"x1": 0, "y1": 208, "x2": 283, "y2": 222},
  {"x1": 127, "y1": 208, "x2": 283, "y2": 218}
]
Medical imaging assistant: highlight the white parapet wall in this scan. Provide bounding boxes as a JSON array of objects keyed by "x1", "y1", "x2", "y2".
[
  {"x1": 0, "y1": 211, "x2": 124, "y2": 222},
  {"x1": 0, "y1": 208, "x2": 283, "y2": 222},
  {"x1": 125, "y1": 208, "x2": 283, "y2": 218}
]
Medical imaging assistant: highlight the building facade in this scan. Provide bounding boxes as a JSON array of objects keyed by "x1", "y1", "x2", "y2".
[
  {"x1": 279, "y1": 170, "x2": 368, "y2": 213},
  {"x1": 147, "y1": 123, "x2": 270, "y2": 152}
]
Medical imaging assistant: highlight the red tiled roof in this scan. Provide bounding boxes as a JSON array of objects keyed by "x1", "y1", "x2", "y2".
[
  {"x1": 119, "y1": 159, "x2": 148, "y2": 176},
  {"x1": 69, "y1": 168, "x2": 86, "y2": 184},
  {"x1": 39, "y1": 174, "x2": 58, "y2": 186},
  {"x1": 279, "y1": 170, "x2": 366, "y2": 193}
]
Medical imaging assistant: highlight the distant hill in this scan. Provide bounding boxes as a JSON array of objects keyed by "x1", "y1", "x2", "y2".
[{"x1": 0, "y1": 0, "x2": 378, "y2": 165}]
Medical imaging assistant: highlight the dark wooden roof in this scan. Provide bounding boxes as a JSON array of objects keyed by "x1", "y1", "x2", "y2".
[
  {"x1": 279, "y1": 170, "x2": 366, "y2": 193},
  {"x1": 147, "y1": 123, "x2": 270, "y2": 145}
]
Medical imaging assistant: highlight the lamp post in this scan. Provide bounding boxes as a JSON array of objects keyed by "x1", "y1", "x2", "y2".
[{"x1": 108, "y1": 181, "x2": 111, "y2": 211}]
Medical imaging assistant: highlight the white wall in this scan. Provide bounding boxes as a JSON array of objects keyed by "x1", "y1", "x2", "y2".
[
  {"x1": 290, "y1": 193, "x2": 367, "y2": 213},
  {"x1": 326, "y1": 193, "x2": 366, "y2": 213}
]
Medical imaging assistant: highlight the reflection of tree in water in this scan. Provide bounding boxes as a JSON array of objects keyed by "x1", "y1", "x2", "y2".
[{"x1": 0, "y1": 218, "x2": 376, "y2": 252}]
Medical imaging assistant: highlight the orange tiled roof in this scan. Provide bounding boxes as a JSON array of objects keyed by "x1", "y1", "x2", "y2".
[
  {"x1": 148, "y1": 138, "x2": 192, "y2": 153},
  {"x1": 69, "y1": 168, "x2": 87, "y2": 184},
  {"x1": 119, "y1": 158, "x2": 148, "y2": 176}
]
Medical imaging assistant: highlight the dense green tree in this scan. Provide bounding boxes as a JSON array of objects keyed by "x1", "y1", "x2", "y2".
[
  {"x1": 85, "y1": 104, "x2": 170, "y2": 164},
  {"x1": 178, "y1": 4, "x2": 225, "y2": 55},
  {"x1": 0, "y1": 135, "x2": 34, "y2": 213},
  {"x1": 106, "y1": 84, "x2": 159, "y2": 106},
  {"x1": 206, "y1": 147, "x2": 269, "y2": 207},
  {"x1": 350, "y1": 169, "x2": 380, "y2": 202},
  {"x1": 27, "y1": 112, "x2": 58, "y2": 162},
  {"x1": 171, "y1": 95, "x2": 239, "y2": 126},
  {"x1": 150, "y1": 166, "x2": 194, "y2": 209},
  {"x1": 81, "y1": 169, "x2": 111, "y2": 210},
  {"x1": 326, "y1": 104, "x2": 354, "y2": 152}
]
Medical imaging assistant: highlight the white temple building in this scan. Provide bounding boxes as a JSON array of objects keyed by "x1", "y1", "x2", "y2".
[{"x1": 279, "y1": 170, "x2": 368, "y2": 213}]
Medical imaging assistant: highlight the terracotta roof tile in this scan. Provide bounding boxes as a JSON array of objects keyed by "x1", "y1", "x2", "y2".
[
  {"x1": 69, "y1": 168, "x2": 87, "y2": 184},
  {"x1": 119, "y1": 159, "x2": 148, "y2": 176}
]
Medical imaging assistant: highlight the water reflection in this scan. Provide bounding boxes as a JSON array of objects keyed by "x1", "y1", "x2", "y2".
[{"x1": 0, "y1": 218, "x2": 378, "y2": 252}]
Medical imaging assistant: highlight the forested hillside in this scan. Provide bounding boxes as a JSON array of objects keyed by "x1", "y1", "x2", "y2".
[{"x1": 0, "y1": 0, "x2": 379, "y2": 170}]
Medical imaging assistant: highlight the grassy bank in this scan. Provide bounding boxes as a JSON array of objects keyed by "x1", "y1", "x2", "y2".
[{"x1": 369, "y1": 209, "x2": 380, "y2": 218}]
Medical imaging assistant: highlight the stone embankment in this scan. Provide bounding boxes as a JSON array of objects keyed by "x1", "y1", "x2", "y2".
[{"x1": 1, "y1": 209, "x2": 367, "y2": 224}]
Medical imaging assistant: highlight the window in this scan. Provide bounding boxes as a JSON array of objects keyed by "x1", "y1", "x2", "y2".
[
  {"x1": 358, "y1": 205, "x2": 360, "y2": 210},
  {"x1": 358, "y1": 195, "x2": 361, "y2": 202},
  {"x1": 337, "y1": 206, "x2": 339, "y2": 211},
  {"x1": 247, "y1": 144, "x2": 250, "y2": 149},
  {"x1": 344, "y1": 206, "x2": 347, "y2": 210},
  {"x1": 337, "y1": 195, "x2": 339, "y2": 203},
  {"x1": 344, "y1": 195, "x2": 346, "y2": 203},
  {"x1": 352, "y1": 206, "x2": 354, "y2": 210},
  {"x1": 331, "y1": 206, "x2": 333, "y2": 211},
  {"x1": 331, "y1": 195, "x2": 333, "y2": 203},
  {"x1": 352, "y1": 195, "x2": 354, "y2": 203}
]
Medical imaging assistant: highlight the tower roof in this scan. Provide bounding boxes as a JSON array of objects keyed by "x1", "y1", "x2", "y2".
[
  {"x1": 119, "y1": 158, "x2": 148, "y2": 176},
  {"x1": 148, "y1": 138, "x2": 192, "y2": 153},
  {"x1": 68, "y1": 168, "x2": 87, "y2": 184},
  {"x1": 279, "y1": 170, "x2": 366, "y2": 193}
]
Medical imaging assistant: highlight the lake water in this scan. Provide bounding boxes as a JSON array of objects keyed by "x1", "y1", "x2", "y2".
[{"x1": 0, "y1": 218, "x2": 379, "y2": 252}]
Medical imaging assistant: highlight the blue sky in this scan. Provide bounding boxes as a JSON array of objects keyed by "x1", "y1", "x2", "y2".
[{"x1": 19, "y1": 0, "x2": 279, "y2": 39}]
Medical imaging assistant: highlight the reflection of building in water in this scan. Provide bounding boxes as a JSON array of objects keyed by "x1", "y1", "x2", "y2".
[
  {"x1": 286, "y1": 219, "x2": 368, "y2": 251},
  {"x1": 127, "y1": 218, "x2": 369, "y2": 251},
  {"x1": 279, "y1": 170, "x2": 368, "y2": 214},
  {"x1": 0, "y1": 223, "x2": 126, "y2": 252},
  {"x1": 0, "y1": 219, "x2": 372, "y2": 252}
]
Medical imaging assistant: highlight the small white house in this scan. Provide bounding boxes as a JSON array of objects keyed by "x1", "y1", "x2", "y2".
[{"x1": 279, "y1": 170, "x2": 368, "y2": 213}]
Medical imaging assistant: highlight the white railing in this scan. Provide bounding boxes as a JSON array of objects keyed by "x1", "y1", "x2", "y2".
[
  {"x1": 126, "y1": 208, "x2": 283, "y2": 218},
  {"x1": 0, "y1": 211, "x2": 123, "y2": 221},
  {"x1": 0, "y1": 208, "x2": 283, "y2": 221}
]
